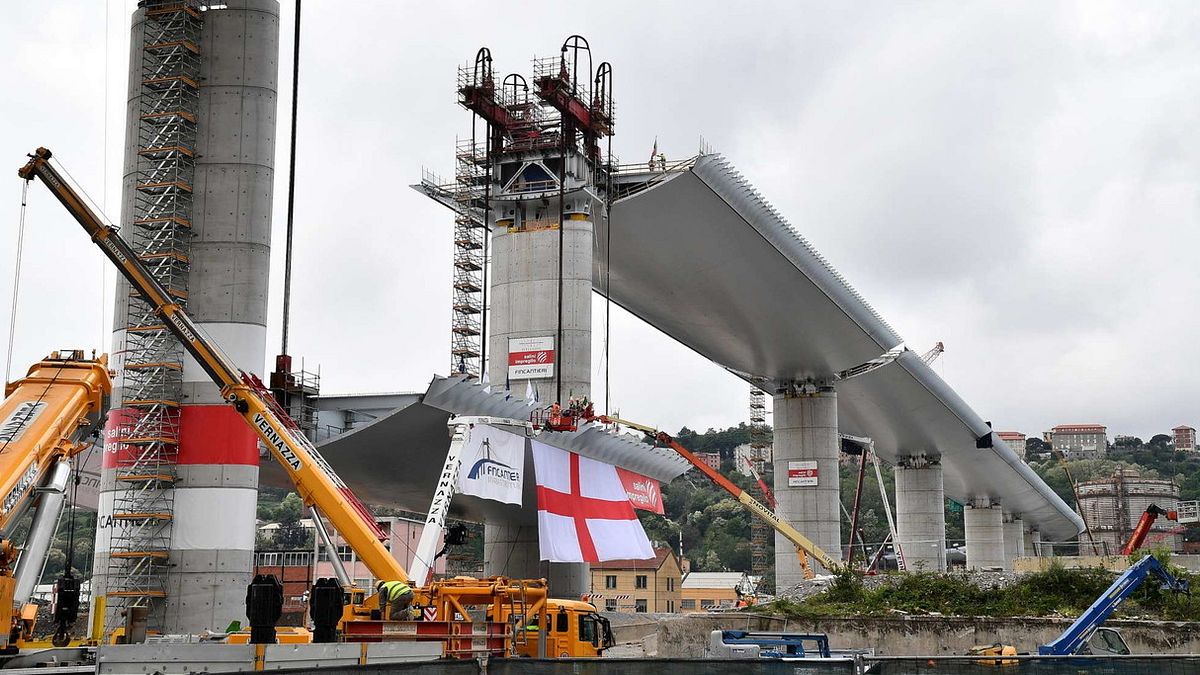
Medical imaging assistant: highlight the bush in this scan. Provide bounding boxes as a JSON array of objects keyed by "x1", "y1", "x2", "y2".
[{"x1": 762, "y1": 560, "x2": 1200, "y2": 622}]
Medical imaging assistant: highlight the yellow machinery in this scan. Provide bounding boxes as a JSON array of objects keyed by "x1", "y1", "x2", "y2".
[
  {"x1": 19, "y1": 148, "x2": 608, "y2": 658},
  {"x1": 0, "y1": 351, "x2": 111, "y2": 650},
  {"x1": 578, "y1": 411, "x2": 836, "y2": 577}
]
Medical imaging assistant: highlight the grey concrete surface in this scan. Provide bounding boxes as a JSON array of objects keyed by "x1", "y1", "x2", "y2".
[
  {"x1": 487, "y1": 218, "x2": 593, "y2": 403},
  {"x1": 607, "y1": 612, "x2": 1200, "y2": 657},
  {"x1": 773, "y1": 389, "x2": 841, "y2": 584},
  {"x1": 1003, "y1": 516, "x2": 1025, "y2": 568},
  {"x1": 965, "y1": 501, "x2": 1006, "y2": 570},
  {"x1": 895, "y1": 457, "x2": 947, "y2": 571},
  {"x1": 96, "y1": 0, "x2": 280, "y2": 636},
  {"x1": 485, "y1": 204, "x2": 594, "y2": 598}
]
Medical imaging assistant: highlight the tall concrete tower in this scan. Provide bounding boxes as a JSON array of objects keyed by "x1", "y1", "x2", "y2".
[
  {"x1": 94, "y1": 0, "x2": 279, "y2": 634},
  {"x1": 457, "y1": 39, "x2": 613, "y2": 598},
  {"x1": 773, "y1": 385, "x2": 841, "y2": 586}
]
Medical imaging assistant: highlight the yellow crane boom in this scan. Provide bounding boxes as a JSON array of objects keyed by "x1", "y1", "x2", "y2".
[
  {"x1": 0, "y1": 350, "x2": 111, "y2": 647},
  {"x1": 587, "y1": 413, "x2": 836, "y2": 573},
  {"x1": 18, "y1": 147, "x2": 409, "y2": 585}
]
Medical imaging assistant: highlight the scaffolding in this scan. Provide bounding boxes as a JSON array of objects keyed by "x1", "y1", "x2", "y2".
[
  {"x1": 1077, "y1": 468, "x2": 1183, "y2": 555},
  {"x1": 269, "y1": 355, "x2": 322, "y2": 441},
  {"x1": 748, "y1": 387, "x2": 772, "y2": 592},
  {"x1": 449, "y1": 141, "x2": 488, "y2": 379},
  {"x1": 105, "y1": 0, "x2": 202, "y2": 630}
]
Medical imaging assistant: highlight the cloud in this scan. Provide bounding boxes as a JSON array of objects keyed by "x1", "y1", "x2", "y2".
[{"x1": 1, "y1": 1, "x2": 1196, "y2": 443}]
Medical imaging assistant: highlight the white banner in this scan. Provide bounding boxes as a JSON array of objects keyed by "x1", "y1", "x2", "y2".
[
  {"x1": 457, "y1": 425, "x2": 525, "y2": 505},
  {"x1": 788, "y1": 460, "x2": 818, "y2": 487},
  {"x1": 508, "y1": 336, "x2": 555, "y2": 380}
]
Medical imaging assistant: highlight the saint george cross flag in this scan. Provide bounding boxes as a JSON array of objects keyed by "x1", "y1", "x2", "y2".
[{"x1": 531, "y1": 440, "x2": 655, "y2": 562}]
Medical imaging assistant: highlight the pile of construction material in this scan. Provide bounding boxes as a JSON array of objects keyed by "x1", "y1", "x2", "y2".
[{"x1": 776, "y1": 570, "x2": 1022, "y2": 604}]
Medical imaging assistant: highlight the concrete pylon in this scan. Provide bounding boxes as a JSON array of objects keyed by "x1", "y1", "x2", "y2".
[
  {"x1": 964, "y1": 499, "x2": 1005, "y2": 570},
  {"x1": 485, "y1": 192, "x2": 594, "y2": 598},
  {"x1": 1003, "y1": 515, "x2": 1024, "y2": 569},
  {"x1": 773, "y1": 385, "x2": 840, "y2": 588},
  {"x1": 1023, "y1": 528, "x2": 1041, "y2": 557},
  {"x1": 93, "y1": 0, "x2": 278, "y2": 635},
  {"x1": 895, "y1": 455, "x2": 946, "y2": 571}
]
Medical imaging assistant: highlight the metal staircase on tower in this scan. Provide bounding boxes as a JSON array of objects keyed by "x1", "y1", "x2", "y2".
[
  {"x1": 105, "y1": 0, "x2": 202, "y2": 631},
  {"x1": 749, "y1": 387, "x2": 772, "y2": 592},
  {"x1": 449, "y1": 139, "x2": 488, "y2": 379}
]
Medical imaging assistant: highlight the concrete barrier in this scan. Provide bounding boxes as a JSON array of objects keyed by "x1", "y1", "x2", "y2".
[
  {"x1": 611, "y1": 613, "x2": 1200, "y2": 657},
  {"x1": 1015, "y1": 554, "x2": 1200, "y2": 573}
]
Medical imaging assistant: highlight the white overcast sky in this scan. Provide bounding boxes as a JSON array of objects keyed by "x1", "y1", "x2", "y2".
[{"x1": 0, "y1": 1, "x2": 1197, "y2": 442}]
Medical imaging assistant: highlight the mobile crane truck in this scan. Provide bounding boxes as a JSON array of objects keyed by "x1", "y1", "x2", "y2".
[
  {"x1": 19, "y1": 147, "x2": 608, "y2": 659},
  {"x1": 1038, "y1": 554, "x2": 1189, "y2": 656},
  {"x1": 0, "y1": 351, "x2": 111, "y2": 651},
  {"x1": 970, "y1": 554, "x2": 1189, "y2": 662}
]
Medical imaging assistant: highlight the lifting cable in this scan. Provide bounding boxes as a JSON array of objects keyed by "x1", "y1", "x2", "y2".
[
  {"x1": 603, "y1": 128, "x2": 614, "y2": 415},
  {"x1": 555, "y1": 113, "x2": 566, "y2": 404},
  {"x1": 65, "y1": 441, "x2": 99, "y2": 578},
  {"x1": 5, "y1": 182, "x2": 30, "y2": 385},
  {"x1": 280, "y1": 0, "x2": 302, "y2": 356},
  {"x1": 100, "y1": 0, "x2": 111, "y2": 350}
]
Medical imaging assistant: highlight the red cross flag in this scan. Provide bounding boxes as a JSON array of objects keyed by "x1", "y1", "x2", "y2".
[{"x1": 531, "y1": 441, "x2": 655, "y2": 562}]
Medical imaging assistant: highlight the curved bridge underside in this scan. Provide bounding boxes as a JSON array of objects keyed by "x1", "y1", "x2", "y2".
[
  {"x1": 261, "y1": 376, "x2": 691, "y2": 523},
  {"x1": 601, "y1": 155, "x2": 1083, "y2": 541}
]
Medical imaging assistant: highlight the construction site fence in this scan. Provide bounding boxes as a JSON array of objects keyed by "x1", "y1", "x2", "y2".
[
  {"x1": 863, "y1": 654, "x2": 1200, "y2": 675},
  {"x1": 269, "y1": 660, "x2": 848, "y2": 675},
  {"x1": 267, "y1": 655, "x2": 1200, "y2": 675}
]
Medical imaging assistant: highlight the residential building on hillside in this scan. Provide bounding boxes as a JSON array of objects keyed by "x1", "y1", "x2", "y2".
[
  {"x1": 1048, "y1": 424, "x2": 1108, "y2": 459},
  {"x1": 695, "y1": 452, "x2": 722, "y2": 472},
  {"x1": 258, "y1": 517, "x2": 316, "y2": 541},
  {"x1": 589, "y1": 548, "x2": 682, "y2": 613},
  {"x1": 681, "y1": 571, "x2": 760, "y2": 611},
  {"x1": 997, "y1": 431, "x2": 1026, "y2": 459},
  {"x1": 733, "y1": 444, "x2": 754, "y2": 477},
  {"x1": 314, "y1": 515, "x2": 446, "y2": 589},
  {"x1": 1174, "y1": 426, "x2": 1196, "y2": 452}
]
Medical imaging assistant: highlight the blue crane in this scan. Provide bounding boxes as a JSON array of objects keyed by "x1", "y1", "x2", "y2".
[{"x1": 1038, "y1": 555, "x2": 1189, "y2": 655}]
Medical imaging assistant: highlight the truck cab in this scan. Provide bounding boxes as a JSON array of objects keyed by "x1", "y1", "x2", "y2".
[
  {"x1": 508, "y1": 599, "x2": 613, "y2": 658},
  {"x1": 1083, "y1": 627, "x2": 1131, "y2": 656}
]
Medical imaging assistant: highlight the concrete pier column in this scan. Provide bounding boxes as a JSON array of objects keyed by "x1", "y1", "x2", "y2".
[
  {"x1": 485, "y1": 195, "x2": 594, "y2": 598},
  {"x1": 94, "y1": 0, "x2": 278, "y2": 635},
  {"x1": 773, "y1": 385, "x2": 840, "y2": 587},
  {"x1": 488, "y1": 211, "x2": 592, "y2": 404},
  {"x1": 964, "y1": 499, "x2": 1005, "y2": 570},
  {"x1": 895, "y1": 456, "x2": 946, "y2": 571},
  {"x1": 1024, "y1": 528, "x2": 1041, "y2": 557},
  {"x1": 1003, "y1": 516, "x2": 1024, "y2": 569}
]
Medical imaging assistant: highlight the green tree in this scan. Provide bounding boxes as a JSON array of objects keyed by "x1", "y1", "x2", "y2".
[
  {"x1": 262, "y1": 492, "x2": 314, "y2": 551},
  {"x1": 1149, "y1": 434, "x2": 1173, "y2": 450}
]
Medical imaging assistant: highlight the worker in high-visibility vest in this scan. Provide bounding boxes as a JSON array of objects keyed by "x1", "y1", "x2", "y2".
[{"x1": 376, "y1": 580, "x2": 414, "y2": 620}]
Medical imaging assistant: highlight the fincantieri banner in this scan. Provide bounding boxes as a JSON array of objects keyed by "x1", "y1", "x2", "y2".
[
  {"x1": 508, "y1": 336, "x2": 555, "y2": 380},
  {"x1": 457, "y1": 425, "x2": 525, "y2": 506}
]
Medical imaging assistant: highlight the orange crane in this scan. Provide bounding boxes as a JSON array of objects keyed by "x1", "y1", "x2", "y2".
[
  {"x1": 0, "y1": 351, "x2": 111, "y2": 649},
  {"x1": 19, "y1": 148, "x2": 612, "y2": 658},
  {"x1": 1121, "y1": 504, "x2": 1178, "y2": 555},
  {"x1": 543, "y1": 408, "x2": 837, "y2": 577},
  {"x1": 20, "y1": 147, "x2": 402, "y2": 586}
]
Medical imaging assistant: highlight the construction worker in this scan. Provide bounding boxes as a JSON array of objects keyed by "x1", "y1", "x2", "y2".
[{"x1": 376, "y1": 580, "x2": 414, "y2": 621}]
